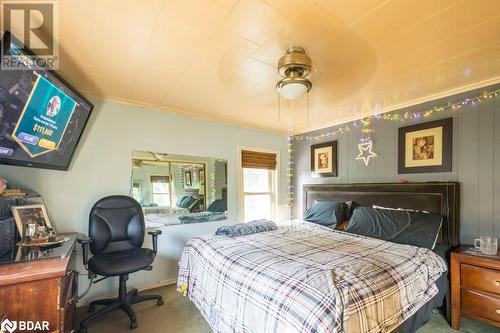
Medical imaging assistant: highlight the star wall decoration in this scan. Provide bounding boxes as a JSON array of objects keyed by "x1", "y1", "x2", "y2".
[{"x1": 356, "y1": 141, "x2": 377, "y2": 166}]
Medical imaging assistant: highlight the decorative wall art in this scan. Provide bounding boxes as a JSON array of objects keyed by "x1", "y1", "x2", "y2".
[
  {"x1": 398, "y1": 118, "x2": 452, "y2": 174},
  {"x1": 355, "y1": 118, "x2": 377, "y2": 166},
  {"x1": 311, "y1": 141, "x2": 337, "y2": 177}
]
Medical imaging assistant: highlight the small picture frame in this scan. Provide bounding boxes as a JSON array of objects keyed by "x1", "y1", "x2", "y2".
[
  {"x1": 398, "y1": 117, "x2": 452, "y2": 174},
  {"x1": 11, "y1": 204, "x2": 53, "y2": 237},
  {"x1": 184, "y1": 171, "x2": 192, "y2": 186},
  {"x1": 199, "y1": 169, "x2": 205, "y2": 184},
  {"x1": 311, "y1": 141, "x2": 338, "y2": 177}
]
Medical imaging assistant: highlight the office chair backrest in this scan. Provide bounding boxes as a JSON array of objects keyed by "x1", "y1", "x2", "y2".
[{"x1": 89, "y1": 195, "x2": 145, "y2": 255}]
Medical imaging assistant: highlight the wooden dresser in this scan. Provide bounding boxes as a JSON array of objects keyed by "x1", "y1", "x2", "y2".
[
  {"x1": 0, "y1": 233, "x2": 78, "y2": 333},
  {"x1": 451, "y1": 246, "x2": 500, "y2": 329}
]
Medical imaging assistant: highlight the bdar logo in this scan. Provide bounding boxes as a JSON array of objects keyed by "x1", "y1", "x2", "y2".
[
  {"x1": 0, "y1": 318, "x2": 17, "y2": 333},
  {"x1": 0, "y1": 318, "x2": 49, "y2": 332}
]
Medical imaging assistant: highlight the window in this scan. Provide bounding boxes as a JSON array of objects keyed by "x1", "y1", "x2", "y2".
[
  {"x1": 240, "y1": 149, "x2": 278, "y2": 222},
  {"x1": 132, "y1": 182, "x2": 142, "y2": 202},
  {"x1": 150, "y1": 176, "x2": 170, "y2": 207}
]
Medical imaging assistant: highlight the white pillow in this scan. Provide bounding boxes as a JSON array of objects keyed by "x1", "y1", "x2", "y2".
[
  {"x1": 372, "y1": 205, "x2": 430, "y2": 214},
  {"x1": 431, "y1": 220, "x2": 443, "y2": 250}
]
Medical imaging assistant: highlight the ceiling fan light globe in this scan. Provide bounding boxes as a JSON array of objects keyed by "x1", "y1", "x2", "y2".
[{"x1": 279, "y1": 81, "x2": 309, "y2": 100}]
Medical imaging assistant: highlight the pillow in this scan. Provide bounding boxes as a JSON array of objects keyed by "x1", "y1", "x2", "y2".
[
  {"x1": 178, "y1": 196, "x2": 196, "y2": 209},
  {"x1": 345, "y1": 207, "x2": 442, "y2": 249},
  {"x1": 304, "y1": 201, "x2": 350, "y2": 227},
  {"x1": 207, "y1": 199, "x2": 227, "y2": 212},
  {"x1": 314, "y1": 200, "x2": 353, "y2": 215},
  {"x1": 176, "y1": 196, "x2": 189, "y2": 207},
  {"x1": 187, "y1": 198, "x2": 201, "y2": 211}
]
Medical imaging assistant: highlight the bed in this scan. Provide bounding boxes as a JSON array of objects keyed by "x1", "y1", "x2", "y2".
[{"x1": 177, "y1": 182, "x2": 459, "y2": 333}]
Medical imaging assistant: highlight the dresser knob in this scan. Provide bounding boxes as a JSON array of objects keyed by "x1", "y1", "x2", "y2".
[
  {"x1": 496, "y1": 308, "x2": 500, "y2": 314},
  {"x1": 496, "y1": 281, "x2": 500, "y2": 286}
]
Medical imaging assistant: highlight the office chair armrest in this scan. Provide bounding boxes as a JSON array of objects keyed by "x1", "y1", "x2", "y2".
[
  {"x1": 77, "y1": 234, "x2": 92, "y2": 268},
  {"x1": 148, "y1": 230, "x2": 162, "y2": 254}
]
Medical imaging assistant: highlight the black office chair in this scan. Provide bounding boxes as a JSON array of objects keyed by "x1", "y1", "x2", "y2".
[{"x1": 78, "y1": 195, "x2": 163, "y2": 332}]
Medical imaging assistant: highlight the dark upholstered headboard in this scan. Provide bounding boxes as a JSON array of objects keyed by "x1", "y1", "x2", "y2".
[{"x1": 303, "y1": 182, "x2": 460, "y2": 247}]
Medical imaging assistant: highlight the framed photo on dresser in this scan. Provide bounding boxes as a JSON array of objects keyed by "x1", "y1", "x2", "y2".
[
  {"x1": 398, "y1": 117, "x2": 452, "y2": 174},
  {"x1": 11, "y1": 204, "x2": 53, "y2": 237},
  {"x1": 311, "y1": 141, "x2": 338, "y2": 177}
]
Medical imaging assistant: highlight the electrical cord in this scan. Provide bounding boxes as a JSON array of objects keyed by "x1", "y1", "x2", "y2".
[{"x1": 76, "y1": 273, "x2": 94, "y2": 302}]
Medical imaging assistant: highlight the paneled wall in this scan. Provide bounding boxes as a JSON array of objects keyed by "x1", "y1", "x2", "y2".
[{"x1": 292, "y1": 84, "x2": 500, "y2": 244}]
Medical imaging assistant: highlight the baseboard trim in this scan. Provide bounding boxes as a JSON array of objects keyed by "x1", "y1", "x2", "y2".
[
  {"x1": 76, "y1": 277, "x2": 178, "y2": 308},
  {"x1": 137, "y1": 278, "x2": 177, "y2": 292}
]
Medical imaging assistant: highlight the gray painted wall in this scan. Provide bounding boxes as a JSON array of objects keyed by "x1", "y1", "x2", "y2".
[
  {"x1": 292, "y1": 84, "x2": 500, "y2": 244},
  {"x1": 0, "y1": 98, "x2": 288, "y2": 302}
]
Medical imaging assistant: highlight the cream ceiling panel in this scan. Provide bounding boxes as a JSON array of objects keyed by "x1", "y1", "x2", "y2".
[
  {"x1": 223, "y1": 0, "x2": 291, "y2": 44},
  {"x1": 88, "y1": 73, "x2": 132, "y2": 100},
  {"x1": 235, "y1": 58, "x2": 276, "y2": 83},
  {"x1": 426, "y1": 0, "x2": 500, "y2": 39},
  {"x1": 315, "y1": 0, "x2": 388, "y2": 26},
  {"x1": 373, "y1": 0, "x2": 458, "y2": 38},
  {"x1": 214, "y1": 0, "x2": 240, "y2": 9},
  {"x1": 263, "y1": 0, "x2": 313, "y2": 19}
]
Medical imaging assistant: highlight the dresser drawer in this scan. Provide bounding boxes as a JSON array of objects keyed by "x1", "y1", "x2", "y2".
[
  {"x1": 461, "y1": 263, "x2": 500, "y2": 295},
  {"x1": 462, "y1": 289, "x2": 500, "y2": 323}
]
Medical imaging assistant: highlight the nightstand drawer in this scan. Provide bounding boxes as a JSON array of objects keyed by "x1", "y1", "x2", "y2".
[
  {"x1": 462, "y1": 263, "x2": 500, "y2": 295},
  {"x1": 462, "y1": 289, "x2": 500, "y2": 323}
]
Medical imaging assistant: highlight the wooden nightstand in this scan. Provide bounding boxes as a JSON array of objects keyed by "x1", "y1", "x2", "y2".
[{"x1": 451, "y1": 246, "x2": 500, "y2": 330}]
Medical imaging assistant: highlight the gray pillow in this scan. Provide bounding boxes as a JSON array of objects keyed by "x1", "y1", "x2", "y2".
[
  {"x1": 345, "y1": 207, "x2": 442, "y2": 249},
  {"x1": 304, "y1": 201, "x2": 350, "y2": 227}
]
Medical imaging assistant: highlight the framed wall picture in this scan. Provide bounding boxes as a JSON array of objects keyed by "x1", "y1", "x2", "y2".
[
  {"x1": 199, "y1": 169, "x2": 204, "y2": 184},
  {"x1": 398, "y1": 117, "x2": 452, "y2": 174},
  {"x1": 184, "y1": 171, "x2": 192, "y2": 186},
  {"x1": 11, "y1": 204, "x2": 53, "y2": 237},
  {"x1": 311, "y1": 141, "x2": 338, "y2": 177}
]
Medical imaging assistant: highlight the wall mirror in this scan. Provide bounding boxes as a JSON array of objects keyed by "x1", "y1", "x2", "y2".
[{"x1": 131, "y1": 151, "x2": 228, "y2": 226}]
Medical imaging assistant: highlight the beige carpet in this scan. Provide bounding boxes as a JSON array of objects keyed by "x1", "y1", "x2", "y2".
[{"x1": 77, "y1": 284, "x2": 497, "y2": 333}]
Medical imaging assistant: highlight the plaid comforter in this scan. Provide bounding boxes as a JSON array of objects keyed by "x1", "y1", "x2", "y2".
[{"x1": 177, "y1": 221, "x2": 447, "y2": 333}]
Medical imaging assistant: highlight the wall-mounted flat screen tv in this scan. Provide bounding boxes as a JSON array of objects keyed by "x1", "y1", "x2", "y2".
[{"x1": 0, "y1": 31, "x2": 93, "y2": 171}]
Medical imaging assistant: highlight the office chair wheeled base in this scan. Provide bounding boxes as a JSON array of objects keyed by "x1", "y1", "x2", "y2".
[{"x1": 79, "y1": 274, "x2": 163, "y2": 333}]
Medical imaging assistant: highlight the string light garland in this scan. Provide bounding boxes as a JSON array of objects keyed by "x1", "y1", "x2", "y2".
[
  {"x1": 208, "y1": 158, "x2": 227, "y2": 204},
  {"x1": 355, "y1": 118, "x2": 377, "y2": 166},
  {"x1": 287, "y1": 134, "x2": 294, "y2": 219},
  {"x1": 285, "y1": 88, "x2": 500, "y2": 210}
]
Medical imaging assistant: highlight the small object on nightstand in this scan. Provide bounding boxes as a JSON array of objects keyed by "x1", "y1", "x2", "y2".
[
  {"x1": 474, "y1": 236, "x2": 498, "y2": 255},
  {"x1": 451, "y1": 246, "x2": 500, "y2": 330}
]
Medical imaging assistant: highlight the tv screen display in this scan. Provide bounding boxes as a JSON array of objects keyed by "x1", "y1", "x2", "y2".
[{"x1": 0, "y1": 32, "x2": 93, "y2": 171}]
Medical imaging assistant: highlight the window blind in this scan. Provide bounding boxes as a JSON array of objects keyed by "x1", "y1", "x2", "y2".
[
  {"x1": 150, "y1": 175, "x2": 169, "y2": 183},
  {"x1": 241, "y1": 150, "x2": 277, "y2": 170}
]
